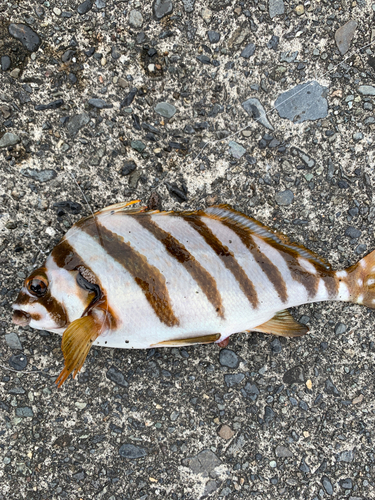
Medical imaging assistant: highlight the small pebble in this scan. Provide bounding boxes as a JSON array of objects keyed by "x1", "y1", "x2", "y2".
[
  {"x1": 218, "y1": 424, "x2": 235, "y2": 440},
  {"x1": 155, "y1": 102, "x2": 176, "y2": 118},
  {"x1": 295, "y1": 4, "x2": 304, "y2": 15},
  {"x1": 77, "y1": 0, "x2": 93, "y2": 15},
  {"x1": 5, "y1": 332, "x2": 22, "y2": 350},
  {"x1": 275, "y1": 189, "x2": 294, "y2": 206},
  {"x1": 9, "y1": 354, "x2": 28, "y2": 371},
  {"x1": 129, "y1": 10, "x2": 144, "y2": 28},
  {"x1": 219, "y1": 349, "x2": 239, "y2": 369},
  {"x1": 1, "y1": 55, "x2": 11, "y2": 71}
]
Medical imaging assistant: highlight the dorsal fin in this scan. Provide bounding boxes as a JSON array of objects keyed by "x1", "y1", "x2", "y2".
[
  {"x1": 203, "y1": 205, "x2": 331, "y2": 271},
  {"x1": 95, "y1": 200, "x2": 142, "y2": 215}
]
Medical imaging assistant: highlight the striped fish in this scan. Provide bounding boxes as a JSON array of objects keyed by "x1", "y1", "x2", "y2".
[{"x1": 12, "y1": 202, "x2": 375, "y2": 387}]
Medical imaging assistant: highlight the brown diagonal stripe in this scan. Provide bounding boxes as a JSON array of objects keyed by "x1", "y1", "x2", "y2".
[
  {"x1": 52, "y1": 239, "x2": 87, "y2": 271},
  {"x1": 81, "y1": 219, "x2": 180, "y2": 327},
  {"x1": 218, "y1": 219, "x2": 288, "y2": 303},
  {"x1": 184, "y1": 215, "x2": 259, "y2": 308},
  {"x1": 265, "y1": 240, "x2": 320, "y2": 298},
  {"x1": 136, "y1": 215, "x2": 225, "y2": 319}
]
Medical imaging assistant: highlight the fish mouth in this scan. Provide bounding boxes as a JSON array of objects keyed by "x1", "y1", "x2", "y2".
[{"x1": 12, "y1": 310, "x2": 31, "y2": 326}]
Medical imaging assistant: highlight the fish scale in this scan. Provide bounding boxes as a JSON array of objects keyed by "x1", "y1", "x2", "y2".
[{"x1": 11, "y1": 202, "x2": 375, "y2": 387}]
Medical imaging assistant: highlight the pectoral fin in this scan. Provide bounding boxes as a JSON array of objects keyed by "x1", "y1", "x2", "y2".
[
  {"x1": 152, "y1": 333, "x2": 221, "y2": 347},
  {"x1": 252, "y1": 310, "x2": 308, "y2": 337},
  {"x1": 55, "y1": 315, "x2": 101, "y2": 388}
]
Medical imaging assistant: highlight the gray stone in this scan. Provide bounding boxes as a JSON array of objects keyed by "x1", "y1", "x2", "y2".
[
  {"x1": 88, "y1": 98, "x2": 113, "y2": 109},
  {"x1": 204, "y1": 480, "x2": 218, "y2": 496},
  {"x1": 335, "y1": 323, "x2": 347, "y2": 335},
  {"x1": 355, "y1": 243, "x2": 367, "y2": 254},
  {"x1": 228, "y1": 141, "x2": 246, "y2": 159},
  {"x1": 358, "y1": 85, "x2": 375, "y2": 96},
  {"x1": 242, "y1": 97, "x2": 274, "y2": 130},
  {"x1": 338, "y1": 450, "x2": 354, "y2": 463},
  {"x1": 269, "y1": 0, "x2": 285, "y2": 18},
  {"x1": 275, "y1": 445, "x2": 293, "y2": 458},
  {"x1": 275, "y1": 189, "x2": 294, "y2": 206},
  {"x1": 345, "y1": 226, "x2": 361, "y2": 239},
  {"x1": 335, "y1": 20, "x2": 357, "y2": 55},
  {"x1": 9, "y1": 387, "x2": 25, "y2": 395},
  {"x1": 322, "y1": 476, "x2": 333, "y2": 495},
  {"x1": 353, "y1": 132, "x2": 363, "y2": 141},
  {"x1": 129, "y1": 10, "x2": 143, "y2": 28},
  {"x1": 324, "y1": 378, "x2": 340, "y2": 397},
  {"x1": 131, "y1": 140, "x2": 146, "y2": 153},
  {"x1": 9, "y1": 354, "x2": 27, "y2": 371},
  {"x1": 264, "y1": 406, "x2": 275, "y2": 423},
  {"x1": 275, "y1": 81, "x2": 328, "y2": 123},
  {"x1": 339, "y1": 478, "x2": 353, "y2": 489},
  {"x1": 111, "y1": 46, "x2": 121, "y2": 60},
  {"x1": 67, "y1": 113, "x2": 90, "y2": 135},
  {"x1": 106, "y1": 366, "x2": 128, "y2": 387},
  {"x1": 155, "y1": 102, "x2": 176, "y2": 118},
  {"x1": 184, "y1": 449, "x2": 221, "y2": 475},
  {"x1": 182, "y1": 0, "x2": 195, "y2": 12},
  {"x1": 283, "y1": 365, "x2": 304, "y2": 384},
  {"x1": 219, "y1": 349, "x2": 239, "y2": 368},
  {"x1": 240, "y1": 43, "x2": 256, "y2": 59},
  {"x1": 243, "y1": 383, "x2": 260, "y2": 398},
  {"x1": 95, "y1": 0, "x2": 106, "y2": 8},
  {"x1": 270, "y1": 338, "x2": 282, "y2": 353},
  {"x1": 8, "y1": 23, "x2": 41, "y2": 52},
  {"x1": 16, "y1": 407, "x2": 34, "y2": 417},
  {"x1": 209, "y1": 0, "x2": 232, "y2": 10},
  {"x1": 1, "y1": 55, "x2": 11, "y2": 71},
  {"x1": 77, "y1": 0, "x2": 93, "y2": 15},
  {"x1": 120, "y1": 160, "x2": 137, "y2": 176},
  {"x1": 119, "y1": 443, "x2": 147, "y2": 459},
  {"x1": 291, "y1": 147, "x2": 315, "y2": 168},
  {"x1": 224, "y1": 373, "x2": 245, "y2": 387},
  {"x1": 207, "y1": 30, "x2": 220, "y2": 43},
  {"x1": 20, "y1": 168, "x2": 57, "y2": 182},
  {"x1": 153, "y1": 0, "x2": 173, "y2": 20},
  {"x1": 0, "y1": 132, "x2": 20, "y2": 148},
  {"x1": 5, "y1": 332, "x2": 22, "y2": 350},
  {"x1": 120, "y1": 88, "x2": 138, "y2": 108},
  {"x1": 280, "y1": 51, "x2": 298, "y2": 63}
]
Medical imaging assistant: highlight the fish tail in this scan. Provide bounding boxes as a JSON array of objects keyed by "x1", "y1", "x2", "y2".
[{"x1": 338, "y1": 249, "x2": 375, "y2": 308}]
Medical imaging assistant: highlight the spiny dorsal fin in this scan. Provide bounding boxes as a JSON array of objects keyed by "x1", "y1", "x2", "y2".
[
  {"x1": 204, "y1": 205, "x2": 331, "y2": 270},
  {"x1": 55, "y1": 316, "x2": 100, "y2": 388},
  {"x1": 151, "y1": 333, "x2": 221, "y2": 347},
  {"x1": 252, "y1": 310, "x2": 308, "y2": 337},
  {"x1": 95, "y1": 200, "x2": 142, "y2": 215}
]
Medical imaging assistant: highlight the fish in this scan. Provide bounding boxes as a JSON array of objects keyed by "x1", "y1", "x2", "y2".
[{"x1": 11, "y1": 201, "x2": 375, "y2": 388}]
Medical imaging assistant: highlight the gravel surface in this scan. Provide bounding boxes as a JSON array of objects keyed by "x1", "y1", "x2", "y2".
[{"x1": 1, "y1": 0, "x2": 375, "y2": 499}]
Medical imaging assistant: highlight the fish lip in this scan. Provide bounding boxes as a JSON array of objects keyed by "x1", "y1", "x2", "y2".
[{"x1": 12, "y1": 310, "x2": 31, "y2": 326}]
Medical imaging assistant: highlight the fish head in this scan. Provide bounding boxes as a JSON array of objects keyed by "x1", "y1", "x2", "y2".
[
  {"x1": 12, "y1": 265, "x2": 68, "y2": 331},
  {"x1": 12, "y1": 258, "x2": 99, "y2": 332}
]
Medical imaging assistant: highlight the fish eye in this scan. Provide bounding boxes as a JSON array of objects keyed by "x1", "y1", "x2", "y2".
[{"x1": 27, "y1": 277, "x2": 48, "y2": 297}]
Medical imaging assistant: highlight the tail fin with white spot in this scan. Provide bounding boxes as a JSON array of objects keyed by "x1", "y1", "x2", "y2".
[{"x1": 344, "y1": 249, "x2": 375, "y2": 308}]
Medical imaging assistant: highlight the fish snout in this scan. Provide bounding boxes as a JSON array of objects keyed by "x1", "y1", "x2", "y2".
[{"x1": 12, "y1": 310, "x2": 31, "y2": 326}]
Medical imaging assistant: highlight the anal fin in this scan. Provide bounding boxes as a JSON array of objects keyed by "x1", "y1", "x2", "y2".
[
  {"x1": 55, "y1": 316, "x2": 101, "y2": 388},
  {"x1": 152, "y1": 333, "x2": 221, "y2": 347},
  {"x1": 252, "y1": 310, "x2": 308, "y2": 337}
]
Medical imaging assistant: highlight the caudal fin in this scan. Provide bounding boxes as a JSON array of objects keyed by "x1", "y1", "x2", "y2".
[{"x1": 343, "y1": 249, "x2": 375, "y2": 308}]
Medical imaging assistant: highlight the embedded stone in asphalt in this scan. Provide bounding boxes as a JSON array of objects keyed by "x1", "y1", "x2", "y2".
[{"x1": 275, "y1": 81, "x2": 328, "y2": 123}]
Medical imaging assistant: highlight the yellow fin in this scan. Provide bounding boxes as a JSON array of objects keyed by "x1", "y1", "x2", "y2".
[
  {"x1": 252, "y1": 310, "x2": 308, "y2": 337},
  {"x1": 55, "y1": 316, "x2": 100, "y2": 388},
  {"x1": 152, "y1": 333, "x2": 221, "y2": 347}
]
